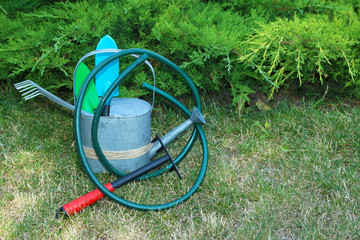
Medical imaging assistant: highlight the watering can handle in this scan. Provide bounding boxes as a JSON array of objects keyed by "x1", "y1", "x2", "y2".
[{"x1": 73, "y1": 49, "x2": 157, "y2": 108}]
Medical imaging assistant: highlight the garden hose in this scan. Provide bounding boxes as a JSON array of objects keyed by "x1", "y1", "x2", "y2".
[{"x1": 73, "y1": 49, "x2": 209, "y2": 211}]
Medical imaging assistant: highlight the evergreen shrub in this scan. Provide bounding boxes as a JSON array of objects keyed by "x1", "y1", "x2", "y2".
[
  {"x1": 238, "y1": 13, "x2": 360, "y2": 99},
  {"x1": 1, "y1": 0, "x2": 264, "y2": 102},
  {"x1": 0, "y1": 0, "x2": 59, "y2": 14},
  {"x1": 150, "y1": 1, "x2": 267, "y2": 101},
  {"x1": 1, "y1": 1, "x2": 122, "y2": 92},
  {"x1": 1, "y1": 0, "x2": 359, "y2": 104}
]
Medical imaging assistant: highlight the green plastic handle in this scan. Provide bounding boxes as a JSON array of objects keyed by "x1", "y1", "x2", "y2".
[{"x1": 74, "y1": 62, "x2": 99, "y2": 114}]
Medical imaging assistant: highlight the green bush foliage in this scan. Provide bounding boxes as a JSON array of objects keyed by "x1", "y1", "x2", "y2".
[
  {"x1": 239, "y1": 13, "x2": 360, "y2": 99},
  {"x1": 1, "y1": 1, "x2": 120, "y2": 91},
  {"x1": 150, "y1": 1, "x2": 267, "y2": 99},
  {"x1": 1, "y1": 0, "x2": 359, "y2": 104},
  {"x1": 0, "y1": 0, "x2": 262, "y2": 101},
  {"x1": 0, "y1": 0, "x2": 59, "y2": 14}
]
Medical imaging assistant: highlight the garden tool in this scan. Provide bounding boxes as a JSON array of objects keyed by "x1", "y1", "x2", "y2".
[
  {"x1": 14, "y1": 80, "x2": 76, "y2": 111},
  {"x1": 74, "y1": 62, "x2": 99, "y2": 114},
  {"x1": 14, "y1": 63, "x2": 98, "y2": 114},
  {"x1": 14, "y1": 51, "x2": 156, "y2": 114},
  {"x1": 15, "y1": 47, "x2": 209, "y2": 217},
  {"x1": 95, "y1": 35, "x2": 119, "y2": 116},
  {"x1": 66, "y1": 48, "x2": 209, "y2": 214},
  {"x1": 56, "y1": 134, "x2": 181, "y2": 218}
]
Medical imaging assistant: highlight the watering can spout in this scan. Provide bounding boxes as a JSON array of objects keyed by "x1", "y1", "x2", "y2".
[
  {"x1": 149, "y1": 107, "x2": 205, "y2": 159},
  {"x1": 190, "y1": 107, "x2": 206, "y2": 125}
]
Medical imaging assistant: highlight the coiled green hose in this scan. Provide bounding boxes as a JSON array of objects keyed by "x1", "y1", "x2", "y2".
[{"x1": 74, "y1": 49, "x2": 208, "y2": 210}]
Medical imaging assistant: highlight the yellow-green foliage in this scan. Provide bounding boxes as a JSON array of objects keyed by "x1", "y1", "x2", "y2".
[{"x1": 239, "y1": 13, "x2": 360, "y2": 98}]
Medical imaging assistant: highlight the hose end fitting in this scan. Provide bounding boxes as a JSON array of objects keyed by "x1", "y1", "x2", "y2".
[{"x1": 55, "y1": 207, "x2": 67, "y2": 219}]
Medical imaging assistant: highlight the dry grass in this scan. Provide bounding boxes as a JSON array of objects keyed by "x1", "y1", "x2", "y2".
[{"x1": 1, "y1": 84, "x2": 360, "y2": 239}]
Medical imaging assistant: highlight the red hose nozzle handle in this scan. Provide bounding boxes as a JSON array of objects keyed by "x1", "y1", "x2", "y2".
[
  {"x1": 56, "y1": 182, "x2": 114, "y2": 218},
  {"x1": 56, "y1": 154, "x2": 173, "y2": 218}
]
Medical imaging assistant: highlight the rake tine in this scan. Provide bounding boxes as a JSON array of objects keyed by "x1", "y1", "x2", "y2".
[
  {"x1": 21, "y1": 88, "x2": 38, "y2": 96},
  {"x1": 16, "y1": 83, "x2": 32, "y2": 89},
  {"x1": 25, "y1": 92, "x2": 42, "y2": 100},
  {"x1": 13, "y1": 81, "x2": 26, "y2": 87},
  {"x1": 19, "y1": 85, "x2": 35, "y2": 93},
  {"x1": 14, "y1": 80, "x2": 31, "y2": 88},
  {"x1": 15, "y1": 83, "x2": 32, "y2": 90}
]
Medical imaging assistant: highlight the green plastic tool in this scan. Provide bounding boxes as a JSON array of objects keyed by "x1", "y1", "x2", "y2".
[{"x1": 75, "y1": 62, "x2": 99, "y2": 114}]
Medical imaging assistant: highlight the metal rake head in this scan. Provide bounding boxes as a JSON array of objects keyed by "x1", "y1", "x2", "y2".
[
  {"x1": 14, "y1": 80, "x2": 75, "y2": 111},
  {"x1": 14, "y1": 80, "x2": 43, "y2": 101}
]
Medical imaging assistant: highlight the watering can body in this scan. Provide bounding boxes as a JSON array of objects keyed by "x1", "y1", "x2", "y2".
[{"x1": 81, "y1": 98, "x2": 152, "y2": 173}]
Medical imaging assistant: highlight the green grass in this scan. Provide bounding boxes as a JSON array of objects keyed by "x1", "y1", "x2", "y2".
[{"x1": 1, "y1": 83, "x2": 360, "y2": 239}]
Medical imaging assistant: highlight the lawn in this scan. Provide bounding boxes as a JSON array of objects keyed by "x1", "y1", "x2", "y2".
[{"x1": 1, "y1": 83, "x2": 359, "y2": 239}]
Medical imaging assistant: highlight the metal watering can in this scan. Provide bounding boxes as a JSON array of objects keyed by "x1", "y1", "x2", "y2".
[
  {"x1": 61, "y1": 48, "x2": 209, "y2": 217},
  {"x1": 81, "y1": 98, "x2": 206, "y2": 174},
  {"x1": 14, "y1": 39, "x2": 209, "y2": 217}
]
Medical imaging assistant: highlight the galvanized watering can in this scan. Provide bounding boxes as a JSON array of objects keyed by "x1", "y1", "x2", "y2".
[
  {"x1": 64, "y1": 48, "x2": 209, "y2": 217},
  {"x1": 81, "y1": 98, "x2": 206, "y2": 173},
  {"x1": 14, "y1": 42, "x2": 209, "y2": 217}
]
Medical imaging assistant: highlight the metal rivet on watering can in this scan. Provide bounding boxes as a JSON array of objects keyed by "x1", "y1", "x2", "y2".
[{"x1": 81, "y1": 98, "x2": 152, "y2": 173}]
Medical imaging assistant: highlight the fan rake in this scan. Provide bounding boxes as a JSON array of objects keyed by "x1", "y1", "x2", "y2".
[{"x1": 14, "y1": 80, "x2": 75, "y2": 111}]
